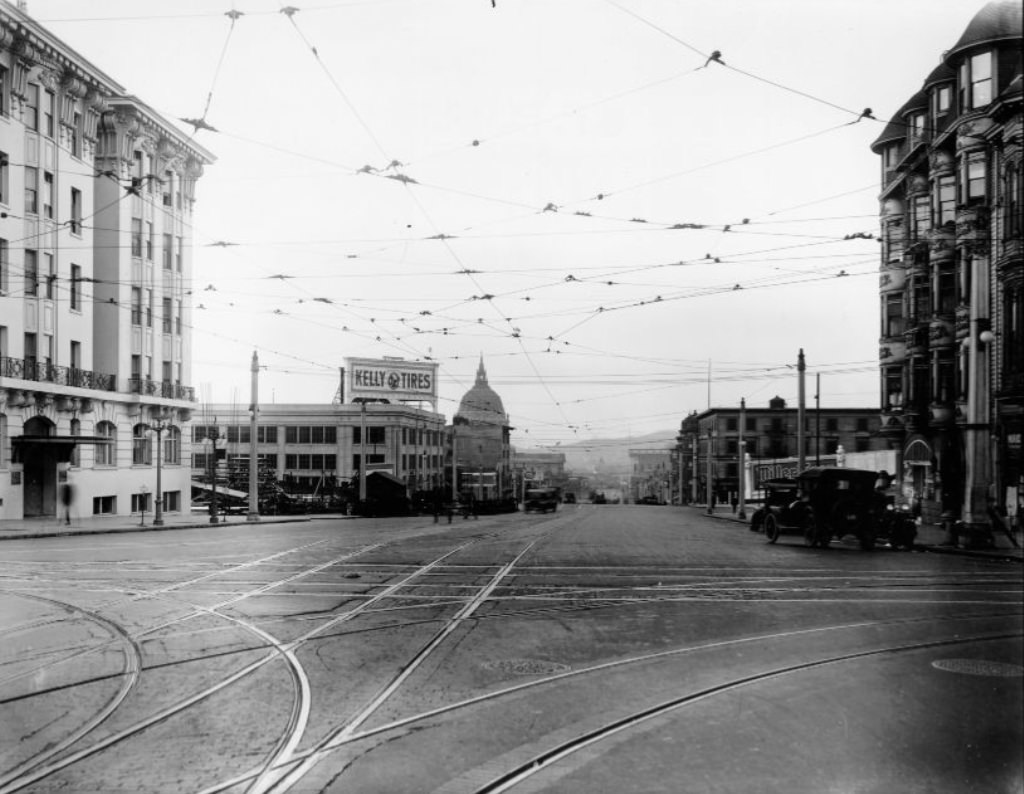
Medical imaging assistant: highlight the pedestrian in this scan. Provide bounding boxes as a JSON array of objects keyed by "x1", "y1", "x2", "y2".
[
  {"x1": 731, "y1": 494, "x2": 738, "y2": 514},
  {"x1": 60, "y1": 480, "x2": 75, "y2": 525}
]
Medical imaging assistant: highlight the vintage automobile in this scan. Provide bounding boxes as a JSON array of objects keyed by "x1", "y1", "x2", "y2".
[
  {"x1": 749, "y1": 478, "x2": 799, "y2": 532},
  {"x1": 524, "y1": 487, "x2": 559, "y2": 513},
  {"x1": 761, "y1": 467, "x2": 917, "y2": 551}
]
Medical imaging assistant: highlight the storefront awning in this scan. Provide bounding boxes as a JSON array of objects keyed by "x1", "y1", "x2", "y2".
[{"x1": 13, "y1": 435, "x2": 112, "y2": 445}]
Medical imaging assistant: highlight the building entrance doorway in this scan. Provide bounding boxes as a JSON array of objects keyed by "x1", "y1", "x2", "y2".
[{"x1": 20, "y1": 417, "x2": 60, "y2": 518}]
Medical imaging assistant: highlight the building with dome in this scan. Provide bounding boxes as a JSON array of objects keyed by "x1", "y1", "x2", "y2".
[
  {"x1": 871, "y1": 0, "x2": 1022, "y2": 530},
  {"x1": 451, "y1": 357, "x2": 511, "y2": 499}
]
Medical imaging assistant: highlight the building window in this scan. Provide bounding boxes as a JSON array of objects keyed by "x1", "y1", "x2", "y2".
[
  {"x1": 93, "y1": 495, "x2": 116, "y2": 515},
  {"x1": 162, "y1": 172, "x2": 173, "y2": 207},
  {"x1": 961, "y1": 51, "x2": 993, "y2": 110},
  {"x1": 0, "y1": 239, "x2": 7, "y2": 294},
  {"x1": 176, "y1": 237, "x2": 183, "y2": 272},
  {"x1": 163, "y1": 490, "x2": 181, "y2": 512},
  {"x1": 24, "y1": 167, "x2": 38, "y2": 214},
  {"x1": 936, "y1": 266, "x2": 956, "y2": 315},
  {"x1": 25, "y1": 84, "x2": 39, "y2": 130},
  {"x1": 935, "y1": 175, "x2": 956, "y2": 226},
  {"x1": 42, "y1": 172, "x2": 53, "y2": 218},
  {"x1": 908, "y1": 112, "x2": 925, "y2": 146},
  {"x1": 145, "y1": 289, "x2": 153, "y2": 327},
  {"x1": 162, "y1": 297, "x2": 172, "y2": 333},
  {"x1": 0, "y1": 66, "x2": 7, "y2": 117},
  {"x1": 963, "y1": 151, "x2": 986, "y2": 204},
  {"x1": 24, "y1": 250, "x2": 38, "y2": 296},
  {"x1": 70, "y1": 340, "x2": 81, "y2": 371},
  {"x1": 911, "y1": 195, "x2": 930, "y2": 241},
  {"x1": 298, "y1": 426, "x2": 311, "y2": 444},
  {"x1": 130, "y1": 287, "x2": 142, "y2": 325},
  {"x1": 72, "y1": 112, "x2": 82, "y2": 158},
  {"x1": 258, "y1": 425, "x2": 278, "y2": 443},
  {"x1": 1005, "y1": 163, "x2": 1022, "y2": 240},
  {"x1": 131, "y1": 492, "x2": 151, "y2": 513},
  {"x1": 145, "y1": 222, "x2": 154, "y2": 260},
  {"x1": 162, "y1": 234, "x2": 172, "y2": 270},
  {"x1": 70, "y1": 188, "x2": 82, "y2": 234},
  {"x1": 885, "y1": 220, "x2": 904, "y2": 264},
  {"x1": 44, "y1": 253, "x2": 54, "y2": 299},
  {"x1": 884, "y1": 292, "x2": 904, "y2": 337},
  {"x1": 43, "y1": 89, "x2": 54, "y2": 138},
  {"x1": 131, "y1": 218, "x2": 142, "y2": 257},
  {"x1": 0, "y1": 151, "x2": 7, "y2": 204},
  {"x1": 96, "y1": 421, "x2": 116, "y2": 466},
  {"x1": 935, "y1": 85, "x2": 951, "y2": 117},
  {"x1": 70, "y1": 264, "x2": 82, "y2": 310},
  {"x1": 1005, "y1": 285, "x2": 1024, "y2": 378},
  {"x1": 132, "y1": 423, "x2": 151, "y2": 465},
  {"x1": 164, "y1": 427, "x2": 181, "y2": 465}
]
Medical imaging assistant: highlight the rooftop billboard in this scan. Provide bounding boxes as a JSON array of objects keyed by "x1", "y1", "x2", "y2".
[{"x1": 344, "y1": 357, "x2": 438, "y2": 406}]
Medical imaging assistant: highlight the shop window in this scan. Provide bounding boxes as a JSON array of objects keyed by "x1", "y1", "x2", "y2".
[{"x1": 93, "y1": 496, "x2": 116, "y2": 515}]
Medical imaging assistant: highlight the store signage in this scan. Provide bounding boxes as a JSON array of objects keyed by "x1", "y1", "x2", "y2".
[{"x1": 345, "y1": 357, "x2": 438, "y2": 403}]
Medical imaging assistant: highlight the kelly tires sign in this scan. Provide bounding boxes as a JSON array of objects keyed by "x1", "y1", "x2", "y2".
[{"x1": 345, "y1": 357, "x2": 439, "y2": 405}]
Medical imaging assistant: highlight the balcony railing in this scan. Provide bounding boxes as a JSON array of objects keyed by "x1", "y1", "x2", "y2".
[
  {"x1": 1, "y1": 356, "x2": 117, "y2": 391},
  {"x1": 128, "y1": 378, "x2": 195, "y2": 401},
  {"x1": 0, "y1": 357, "x2": 194, "y2": 400}
]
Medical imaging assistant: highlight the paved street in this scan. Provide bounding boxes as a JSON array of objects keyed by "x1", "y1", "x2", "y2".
[{"x1": 1, "y1": 505, "x2": 1021, "y2": 793}]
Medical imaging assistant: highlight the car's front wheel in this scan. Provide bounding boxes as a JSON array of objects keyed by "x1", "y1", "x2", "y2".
[{"x1": 765, "y1": 515, "x2": 781, "y2": 544}]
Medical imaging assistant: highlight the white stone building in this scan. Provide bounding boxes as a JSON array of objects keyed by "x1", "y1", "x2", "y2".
[{"x1": 0, "y1": 3, "x2": 213, "y2": 521}]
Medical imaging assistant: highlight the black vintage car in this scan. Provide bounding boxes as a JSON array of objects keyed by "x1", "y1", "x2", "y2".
[
  {"x1": 749, "y1": 478, "x2": 799, "y2": 532},
  {"x1": 761, "y1": 467, "x2": 916, "y2": 551}
]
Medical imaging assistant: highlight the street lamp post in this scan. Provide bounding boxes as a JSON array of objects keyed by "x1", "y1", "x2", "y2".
[
  {"x1": 149, "y1": 408, "x2": 173, "y2": 526},
  {"x1": 738, "y1": 398, "x2": 747, "y2": 520},
  {"x1": 706, "y1": 425, "x2": 715, "y2": 514}
]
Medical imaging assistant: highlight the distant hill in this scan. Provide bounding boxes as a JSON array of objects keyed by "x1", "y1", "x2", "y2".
[{"x1": 520, "y1": 431, "x2": 677, "y2": 476}]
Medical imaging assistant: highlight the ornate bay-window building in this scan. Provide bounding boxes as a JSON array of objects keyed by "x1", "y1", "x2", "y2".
[
  {"x1": 872, "y1": 0, "x2": 1022, "y2": 526},
  {"x1": 0, "y1": 5, "x2": 213, "y2": 520}
]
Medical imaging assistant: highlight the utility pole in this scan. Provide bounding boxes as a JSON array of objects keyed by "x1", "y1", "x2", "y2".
[
  {"x1": 705, "y1": 424, "x2": 714, "y2": 514},
  {"x1": 691, "y1": 435, "x2": 698, "y2": 504},
  {"x1": 359, "y1": 401, "x2": 367, "y2": 502},
  {"x1": 797, "y1": 349, "x2": 806, "y2": 473},
  {"x1": 738, "y1": 398, "x2": 746, "y2": 520},
  {"x1": 815, "y1": 372, "x2": 821, "y2": 466},
  {"x1": 450, "y1": 424, "x2": 458, "y2": 501},
  {"x1": 247, "y1": 351, "x2": 260, "y2": 523}
]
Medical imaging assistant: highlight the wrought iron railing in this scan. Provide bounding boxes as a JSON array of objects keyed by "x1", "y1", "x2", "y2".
[
  {"x1": 0, "y1": 356, "x2": 117, "y2": 391},
  {"x1": 127, "y1": 378, "x2": 195, "y2": 401},
  {"x1": 0, "y1": 357, "x2": 192, "y2": 400}
]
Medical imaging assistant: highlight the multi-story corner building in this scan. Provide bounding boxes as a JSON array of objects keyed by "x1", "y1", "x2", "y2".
[
  {"x1": 0, "y1": 3, "x2": 213, "y2": 520},
  {"x1": 871, "y1": 0, "x2": 1022, "y2": 527},
  {"x1": 674, "y1": 399, "x2": 885, "y2": 506},
  {"x1": 191, "y1": 402, "x2": 447, "y2": 497}
]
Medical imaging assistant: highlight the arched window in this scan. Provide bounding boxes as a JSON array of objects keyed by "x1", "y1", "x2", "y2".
[
  {"x1": 95, "y1": 421, "x2": 116, "y2": 466},
  {"x1": 132, "y1": 423, "x2": 151, "y2": 465},
  {"x1": 70, "y1": 418, "x2": 81, "y2": 467},
  {"x1": 164, "y1": 426, "x2": 180, "y2": 465}
]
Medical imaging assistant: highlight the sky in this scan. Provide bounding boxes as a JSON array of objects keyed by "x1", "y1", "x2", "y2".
[{"x1": 24, "y1": 0, "x2": 989, "y2": 447}]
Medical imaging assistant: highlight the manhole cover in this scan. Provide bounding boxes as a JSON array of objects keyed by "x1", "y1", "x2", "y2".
[
  {"x1": 931, "y1": 659, "x2": 1024, "y2": 677},
  {"x1": 483, "y1": 658, "x2": 571, "y2": 676}
]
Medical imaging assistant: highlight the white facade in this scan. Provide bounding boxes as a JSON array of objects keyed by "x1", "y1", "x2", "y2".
[
  {"x1": 193, "y1": 403, "x2": 447, "y2": 494},
  {"x1": 0, "y1": 4, "x2": 213, "y2": 520}
]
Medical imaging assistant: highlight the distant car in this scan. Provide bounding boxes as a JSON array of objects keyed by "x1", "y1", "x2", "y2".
[
  {"x1": 524, "y1": 488, "x2": 559, "y2": 513},
  {"x1": 563, "y1": 493, "x2": 577, "y2": 504},
  {"x1": 639, "y1": 495, "x2": 662, "y2": 505},
  {"x1": 593, "y1": 493, "x2": 607, "y2": 504}
]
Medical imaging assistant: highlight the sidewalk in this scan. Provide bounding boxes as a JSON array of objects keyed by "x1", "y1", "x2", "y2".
[
  {"x1": 694, "y1": 504, "x2": 1023, "y2": 563},
  {"x1": 0, "y1": 510, "x2": 347, "y2": 541}
]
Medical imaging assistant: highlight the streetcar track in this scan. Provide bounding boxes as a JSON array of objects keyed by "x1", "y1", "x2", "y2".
[
  {"x1": 194, "y1": 612, "x2": 1021, "y2": 793},
  {"x1": 0, "y1": 537, "x2": 485, "y2": 794},
  {"x1": 470, "y1": 630, "x2": 1024, "y2": 793}
]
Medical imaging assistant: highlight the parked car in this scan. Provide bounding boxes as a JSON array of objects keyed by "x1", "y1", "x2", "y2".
[
  {"x1": 761, "y1": 467, "x2": 916, "y2": 551},
  {"x1": 563, "y1": 492, "x2": 577, "y2": 504},
  {"x1": 749, "y1": 478, "x2": 798, "y2": 532},
  {"x1": 639, "y1": 495, "x2": 663, "y2": 505},
  {"x1": 524, "y1": 488, "x2": 559, "y2": 513}
]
